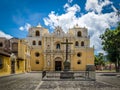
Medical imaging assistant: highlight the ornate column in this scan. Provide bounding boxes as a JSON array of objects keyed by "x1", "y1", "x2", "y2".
[
  {"x1": 43, "y1": 55, "x2": 47, "y2": 70},
  {"x1": 50, "y1": 54, "x2": 54, "y2": 71}
]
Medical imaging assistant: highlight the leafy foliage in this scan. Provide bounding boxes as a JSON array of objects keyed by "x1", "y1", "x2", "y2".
[
  {"x1": 100, "y1": 22, "x2": 120, "y2": 72},
  {"x1": 95, "y1": 53, "x2": 105, "y2": 66}
]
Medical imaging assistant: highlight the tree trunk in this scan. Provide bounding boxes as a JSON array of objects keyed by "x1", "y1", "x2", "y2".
[
  {"x1": 115, "y1": 62, "x2": 118, "y2": 72},
  {"x1": 118, "y1": 59, "x2": 120, "y2": 72}
]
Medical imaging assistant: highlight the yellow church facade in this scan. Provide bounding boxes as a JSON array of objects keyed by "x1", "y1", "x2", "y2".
[{"x1": 24, "y1": 24, "x2": 94, "y2": 71}]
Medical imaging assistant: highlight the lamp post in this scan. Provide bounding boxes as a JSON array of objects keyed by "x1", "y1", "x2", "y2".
[
  {"x1": 10, "y1": 53, "x2": 16, "y2": 74},
  {"x1": 10, "y1": 53, "x2": 16, "y2": 60}
]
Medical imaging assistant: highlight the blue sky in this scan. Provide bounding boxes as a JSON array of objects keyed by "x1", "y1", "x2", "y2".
[
  {"x1": 0, "y1": 0, "x2": 83, "y2": 38},
  {"x1": 0, "y1": 0, "x2": 120, "y2": 54}
]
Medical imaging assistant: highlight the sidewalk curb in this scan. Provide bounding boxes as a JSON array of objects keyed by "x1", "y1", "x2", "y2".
[{"x1": 0, "y1": 73, "x2": 26, "y2": 78}]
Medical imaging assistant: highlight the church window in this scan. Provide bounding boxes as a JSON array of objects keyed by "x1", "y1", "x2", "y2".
[
  {"x1": 77, "y1": 60, "x2": 81, "y2": 64},
  {"x1": 81, "y1": 41, "x2": 84, "y2": 46},
  {"x1": 38, "y1": 41, "x2": 42, "y2": 45},
  {"x1": 0, "y1": 42, "x2": 3, "y2": 47},
  {"x1": 75, "y1": 41, "x2": 79, "y2": 46},
  {"x1": 33, "y1": 41, "x2": 36, "y2": 45},
  {"x1": 35, "y1": 52, "x2": 40, "y2": 57},
  {"x1": 36, "y1": 60, "x2": 39, "y2": 64},
  {"x1": 36, "y1": 31, "x2": 40, "y2": 36},
  {"x1": 56, "y1": 43, "x2": 60, "y2": 49},
  {"x1": 77, "y1": 52, "x2": 82, "y2": 57},
  {"x1": 0, "y1": 57, "x2": 3, "y2": 69},
  {"x1": 77, "y1": 31, "x2": 82, "y2": 37}
]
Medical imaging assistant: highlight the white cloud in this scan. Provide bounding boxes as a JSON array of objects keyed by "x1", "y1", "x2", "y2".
[
  {"x1": 19, "y1": 27, "x2": 24, "y2": 31},
  {"x1": 44, "y1": 4, "x2": 80, "y2": 33},
  {"x1": 66, "y1": 4, "x2": 80, "y2": 12},
  {"x1": 111, "y1": 5, "x2": 117, "y2": 12},
  {"x1": 85, "y1": 0, "x2": 112, "y2": 14},
  {"x1": 64, "y1": 3, "x2": 70, "y2": 9},
  {"x1": 43, "y1": 0, "x2": 118, "y2": 55},
  {"x1": 19, "y1": 23, "x2": 31, "y2": 31},
  {"x1": 0, "y1": 30, "x2": 12, "y2": 39},
  {"x1": 68, "y1": 0, "x2": 73, "y2": 3}
]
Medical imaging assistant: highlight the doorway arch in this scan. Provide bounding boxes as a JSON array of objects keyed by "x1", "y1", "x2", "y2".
[{"x1": 54, "y1": 57, "x2": 62, "y2": 71}]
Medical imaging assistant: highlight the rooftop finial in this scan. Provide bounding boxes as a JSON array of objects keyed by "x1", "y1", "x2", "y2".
[
  {"x1": 37, "y1": 23, "x2": 41, "y2": 27},
  {"x1": 74, "y1": 23, "x2": 79, "y2": 28},
  {"x1": 76, "y1": 23, "x2": 78, "y2": 26}
]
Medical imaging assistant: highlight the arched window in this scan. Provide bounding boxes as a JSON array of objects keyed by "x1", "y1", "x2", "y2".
[
  {"x1": 56, "y1": 43, "x2": 60, "y2": 49},
  {"x1": 81, "y1": 41, "x2": 84, "y2": 46},
  {"x1": 0, "y1": 42, "x2": 3, "y2": 47},
  {"x1": 38, "y1": 41, "x2": 42, "y2": 45},
  {"x1": 77, "y1": 31, "x2": 81, "y2": 37},
  {"x1": 33, "y1": 41, "x2": 36, "y2": 45},
  {"x1": 36, "y1": 31, "x2": 40, "y2": 36},
  {"x1": 75, "y1": 41, "x2": 79, "y2": 46},
  {"x1": 77, "y1": 52, "x2": 82, "y2": 57},
  {"x1": 77, "y1": 60, "x2": 81, "y2": 64}
]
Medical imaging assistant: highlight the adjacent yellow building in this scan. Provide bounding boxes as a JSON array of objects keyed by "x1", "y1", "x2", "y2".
[
  {"x1": 23, "y1": 24, "x2": 94, "y2": 71},
  {"x1": 0, "y1": 38, "x2": 25, "y2": 77},
  {"x1": 0, "y1": 51, "x2": 11, "y2": 76},
  {"x1": 0, "y1": 51, "x2": 25, "y2": 76}
]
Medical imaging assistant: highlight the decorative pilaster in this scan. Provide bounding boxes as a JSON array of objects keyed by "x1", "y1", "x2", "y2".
[
  {"x1": 43, "y1": 55, "x2": 47, "y2": 70},
  {"x1": 50, "y1": 54, "x2": 54, "y2": 71},
  {"x1": 70, "y1": 54, "x2": 74, "y2": 71}
]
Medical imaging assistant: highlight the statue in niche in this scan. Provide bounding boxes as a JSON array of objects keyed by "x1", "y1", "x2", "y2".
[
  {"x1": 47, "y1": 45, "x2": 50, "y2": 49},
  {"x1": 57, "y1": 30, "x2": 60, "y2": 35}
]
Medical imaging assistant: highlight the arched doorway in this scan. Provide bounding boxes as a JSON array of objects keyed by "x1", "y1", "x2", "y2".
[
  {"x1": 10, "y1": 53, "x2": 16, "y2": 74},
  {"x1": 11, "y1": 60, "x2": 15, "y2": 74},
  {"x1": 55, "y1": 57, "x2": 62, "y2": 71}
]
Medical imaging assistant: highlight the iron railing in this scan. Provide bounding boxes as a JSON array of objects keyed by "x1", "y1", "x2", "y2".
[{"x1": 42, "y1": 71, "x2": 96, "y2": 81}]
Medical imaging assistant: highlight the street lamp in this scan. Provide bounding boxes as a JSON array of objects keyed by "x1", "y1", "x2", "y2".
[{"x1": 10, "y1": 53, "x2": 16, "y2": 61}]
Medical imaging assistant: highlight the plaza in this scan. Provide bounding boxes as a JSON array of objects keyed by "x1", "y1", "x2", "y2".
[{"x1": 0, "y1": 72, "x2": 120, "y2": 90}]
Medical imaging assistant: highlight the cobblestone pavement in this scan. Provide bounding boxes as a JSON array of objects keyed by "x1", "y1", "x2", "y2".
[
  {"x1": 96, "y1": 73, "x2": 120, "y2": 86},
  {"x1": 0, "y1": 72, "x2": 120, "y2": 90},
  {"x1": 39, "y1": 81, "x2": 120, "y2": 90},
  {"x1": 0, "y1": 72, "x2": 42, "y2": 90}
]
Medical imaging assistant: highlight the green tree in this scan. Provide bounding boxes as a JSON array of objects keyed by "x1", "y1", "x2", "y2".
[
  {"x1": 95, "y1": 53, "x2": 105, "y2": 70},
  {"x1": 100, "y1": 23, "x2": 120, "y2": 72}
]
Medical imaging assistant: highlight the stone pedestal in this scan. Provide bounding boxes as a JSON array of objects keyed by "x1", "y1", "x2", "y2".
[
  {"x1": 64, "y1": 60, "x2": 70, "y2": 71},
  {"x1": 60, "y1": 72, "x2": 74, "y2": 79}
]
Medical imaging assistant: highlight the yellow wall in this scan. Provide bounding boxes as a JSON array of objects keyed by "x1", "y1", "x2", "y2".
[
  {"x1": 18, "y1": 39, "x2": 30, "y2": 72},
  {"x1": 0, "y1": 55, "x2": 25, "y2": 77},
  {"x1": 0, "y1": 55, "x2": 11, "y2": 76},
  {"x1": 72, "y1": 48, "x2": 94, "y2": 71},
  {"x1": 18, "y1": 40, "x2": 26, "y2": 59},
  {"x1": 30, "y1": 48, "x2": 44, "y2": 71},
  {"x1": 15, "y1": 59, "x2": 25, "y2": 74}
]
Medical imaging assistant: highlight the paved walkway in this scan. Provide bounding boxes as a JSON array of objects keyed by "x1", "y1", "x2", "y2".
[
  {"x1": 0, "y1": 73, "x2": 42, "y2": 90},
  {"x1": 0, "y1": 72, "x2": 120, "y2": 90},
  {"x1": 38, "y1": 81, "x2": 120, "y2": 90}
]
